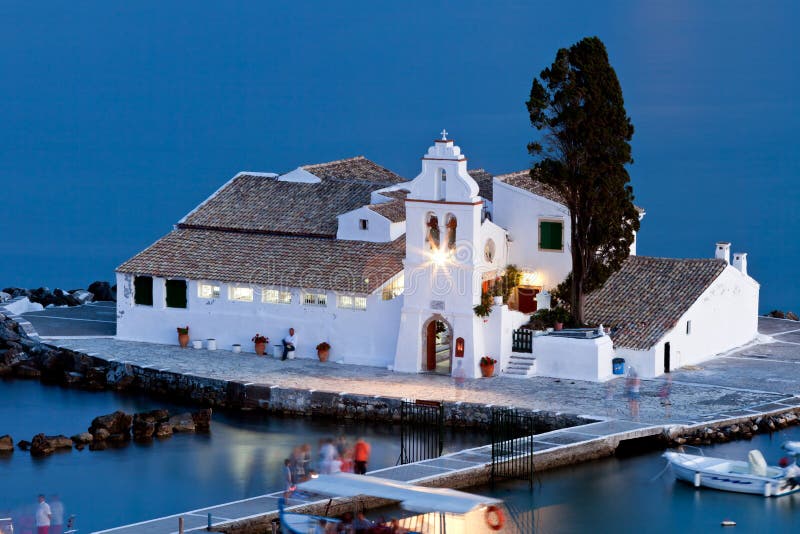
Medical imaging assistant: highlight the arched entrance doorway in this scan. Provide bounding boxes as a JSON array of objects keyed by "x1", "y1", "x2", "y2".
[{"x1": 423, "y1": 316, "x2": 452, "y2": 374}]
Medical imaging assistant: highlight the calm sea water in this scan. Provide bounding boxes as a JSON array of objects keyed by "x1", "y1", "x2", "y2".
[
  {"x1": 3, "y1": 380, "x2": 800, "y2": 533},
  {"x1": 0, "y1": 380, "x2": 482, "y2": 532}
]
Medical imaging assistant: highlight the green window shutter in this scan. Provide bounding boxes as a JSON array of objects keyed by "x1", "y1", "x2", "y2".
[
  {"x1": 540, "y1": 221, "x2": 563, "y2": 250},
  {"x1": 165, "y1": 279, "x2": 187, "y2": 308},
  {"x1": 134, "y1": 276, "x2": 154, "y2": 306}
]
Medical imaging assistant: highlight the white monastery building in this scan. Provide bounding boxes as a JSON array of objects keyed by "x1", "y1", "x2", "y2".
[{"x1": 116, "y1": 134, "x2": 760, "y2": 380}]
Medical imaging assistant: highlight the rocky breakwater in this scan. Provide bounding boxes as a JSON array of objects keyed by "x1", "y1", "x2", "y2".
[
  {"x1": 10, "y1": 408, "x2": 212, "y2": 456},
  {"x1": 1, "y1": 280, "x2": 116, "y2": 307},
  {"x1": 665, "y1": 410, "x2": 800, "y2": 448}
]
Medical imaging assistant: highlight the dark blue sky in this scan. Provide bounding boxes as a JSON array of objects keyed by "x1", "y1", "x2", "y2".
[{"x1": 1, "y1": 1, "x2": 797, "y2": 311}]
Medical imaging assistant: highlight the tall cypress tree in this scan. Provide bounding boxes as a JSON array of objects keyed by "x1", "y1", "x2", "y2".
[{"x1": 527, "y1": 36, "x2": 639, "y2": 324}]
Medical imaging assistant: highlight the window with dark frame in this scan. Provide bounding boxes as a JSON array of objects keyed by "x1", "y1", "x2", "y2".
[
  {"x1": 165, "y1": 279, "x2": 187, "y2": 308},
  {"x1": 133, "y1": 276, "x2": 154, "y2": 306},
  {"x1": 539, "y1": 220, "x2": 563, "y2": 250},
  {"x1": 359, "y1": 219, "x2": 369, "y2": 230}
]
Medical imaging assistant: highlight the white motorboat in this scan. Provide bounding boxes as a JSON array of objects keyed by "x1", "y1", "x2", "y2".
[
  {"x1": 663, "y1": 450, "x2": 800, "y2": 497},
  {"x1": 782, "y1": 441, "x2": 800, "y2": 455},
  {"x1": 280, "y1": 472, "x2": 508, "y2": 533}
]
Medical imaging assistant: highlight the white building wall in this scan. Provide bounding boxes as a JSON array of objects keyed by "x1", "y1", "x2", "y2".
[
  {"x1": 492, "y1": 180, "x2": 572, "y2": 291},
  {"x1": 337, "y1": 207, "x2": 404, "y2": 242},
  {"x1": 533, "y1": 334, "x2": 617, "y2": 382},
  {"x1": 613, "y1": 265, "x2": 759, "y2": 378},
  {"x1": 116, "y1": 273, "x2": 402, "y2": 367}
]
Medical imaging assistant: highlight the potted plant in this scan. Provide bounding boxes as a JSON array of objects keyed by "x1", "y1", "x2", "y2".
[
  {"x1": 176, "y1": 326, "x2": 190, "y2": 348},
  {"x1": 551, "y1": 307, "x2": 571, "y2": 331},
  {"x1": 251, "y1": 334, "x2": 269, "y2": 356},
  {"x1": 473, "y1": 291, "x2": 493, "y2": 320},
  {"x1": 479, "y1": 356, "x2": 497, "y2": 377},
  {"x1": 316, "y1": 342, "x2": 331, "y2": 362},
  {"x1": 492, "y1": 278, "x2": 504, "y2": 306}
]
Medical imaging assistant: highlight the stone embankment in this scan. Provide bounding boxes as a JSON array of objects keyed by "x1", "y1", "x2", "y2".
[
  {"x1": 0, "y1": 312, "x2": 592, "y2": 430},
  {"x1": 665, "y1": 411, "x2": 800, "y2": 448},
  {"x1": 7, "y1": 408, "x2": 212, "y2": 457}
]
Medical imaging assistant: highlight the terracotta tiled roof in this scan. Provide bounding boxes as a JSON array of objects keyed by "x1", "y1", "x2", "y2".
[
  {"x1": 117, "y1": 228, "x2": 405, "y2": 294},
  {"x1": 468, "y1": 168, "x2": 494, "y2": 202},
  {"x1": 496, "y1": 169, "x2": 645, "y2": 215},
  {"x1": 584, "y1": 256, "x2": 728, "y2": 350},
  {"x1": 495, "y1": 170, "x2": 565, "y2": 205},
  {"x1": 368, "y1": 191, "x2": 408, "y2": 223},
  {"x1": 180, "y1": 157, "x2": 406, "y2": 238}
]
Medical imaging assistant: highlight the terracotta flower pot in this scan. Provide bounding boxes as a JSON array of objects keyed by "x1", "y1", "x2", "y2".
[
  {"x1": 254, "y1": 342, "x2": 266, "y2": 356},
  {"x1": 178, "y1": 333, "x2": 189, "y2": 348},
  {"x1": 317, "y1": 349, "x2": 330, "y2": 362},
  {"x1": 480, "y1": 363, "x2": 495, "y2": 377},
  {"x1": 554, "y1": 322, "x2": 564, "y2": 331}
]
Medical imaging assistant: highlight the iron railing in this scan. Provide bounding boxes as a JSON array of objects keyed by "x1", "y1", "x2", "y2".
[
  {"x1": 397, "y1": 399, "x2": 444, "y2": 465},
  {"x1": 512, "y1": 329, "x2": 533, "y2": 353}
]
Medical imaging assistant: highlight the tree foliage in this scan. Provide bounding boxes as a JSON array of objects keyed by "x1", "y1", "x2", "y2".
[{"x1": 527, "y1": 36, "x2": 640, "y2": 324}]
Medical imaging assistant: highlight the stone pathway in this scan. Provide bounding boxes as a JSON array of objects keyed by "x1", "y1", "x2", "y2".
[
  {"x1": 21, "y1": 302, "x2": 116, "y2": 337},
  {"x1": 52, "y1": 317, "x2": 800, "y2": 425}
]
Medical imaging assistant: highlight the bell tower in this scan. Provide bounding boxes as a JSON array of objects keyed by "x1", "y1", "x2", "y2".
[{"x1": 394, "y1": 132, "x2": 487, "y2": 378}]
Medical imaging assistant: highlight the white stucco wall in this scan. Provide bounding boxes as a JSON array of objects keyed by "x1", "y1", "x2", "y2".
[
  {"x1": 116, "y1": 273, "x2": 402, "y2": 367},
  {"x1": 484, "y1": 305, "x2": 530, "y2": 373},
  {"x1": 337, "y1": 206, "x2": 403, "y2": 242},
  {"x1": 533, "y1": 334, "x2": 616, "y2": 382},
  {"x1": 492, "y1": 180, "x2": 572, "y2": 291},
  {"x1": 614, "y1": 264, "x2": 759, "y2": 378}
]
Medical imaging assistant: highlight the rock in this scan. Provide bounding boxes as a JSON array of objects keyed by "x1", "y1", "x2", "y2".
[
  {"x1": 730, "y1": 425, "x2": 740, "y2": 433},
  {"x1": 787, "y1": 311, "x2": 799, "y2": 321},
  {"x1": 70, "y1": 432, "x2": 93, "y2": 445},
  {"x1": 89, "y1": 441, "x2": 107, "y2": 451},
  {"x1": 191, "y1": 408, "x2": 212, "y2": 432},
  {"x1": 64, "y1": 371, "x2": 84, "y2": 386},
  {"x1": 93, "y1": 428, "x2": 110, "y2": 441},
  {"x1": 89, "y1": 410, "x2": 132, "y2": 438},
  {"x1": 70, "y1": 289, "x2": 94, "y2": 304},
  {"x1": 767, "y1": 310, "x2": 786, "y2": 319},
  {"x1": 133, "y1": 421, "x2": 155, "y2": 441},
  {"x1": 46, "y1": 435, "x2": 73, "y2": 449},
  {"x1": 30, "y1": 433, "x2": 54, "y2": 456},
  {"x1": 0, "y1": 291, "x2": 10, "y2": 302},
  {"x1": 84, "y1": 366, "x2": 108, "y2": 390},
  {"x1": 88, "y1": 281, "x2": 114, "y2": 302},
  {"x1": 0, "y1": 435, "x2": 13, "y2": 453},
  {"x1": 17, "y1": 440, "x2": 31, "y2": 451},
  {"x1": 155, "y1": 422, "x2": 173, "y2": 438},
  {"x1": 169, "y1": 413, "x2": 196, "y2": 433},
  {"x1": 15, "y1": 365, "x2": 41, "y2": 379},
  {"x1": 0, "y1": 323, "x2": 21, "y2": 342},
  {"x1": 107, "y1": 433, "x2": 128, "y2": 443}
]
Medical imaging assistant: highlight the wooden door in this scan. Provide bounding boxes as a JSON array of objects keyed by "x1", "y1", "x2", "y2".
[
  {"x1": 517, "y1": 287, "x2": 540, "y2": 314},
  {"x1": 426, "y1": 321, "x2": 437, "y2": 371}
]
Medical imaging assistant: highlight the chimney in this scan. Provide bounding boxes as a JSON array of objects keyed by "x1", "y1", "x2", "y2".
[
  {"x1": 733, "y1": 252, "x2": 748, "y2": 276},
  {"x1": 715, "y1": 242, "x2": 731, "y2": 264}
]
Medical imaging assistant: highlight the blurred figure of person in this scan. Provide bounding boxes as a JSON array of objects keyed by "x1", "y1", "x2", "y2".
[
  {"x1": 604, "y1": 380, "x2": 615, "y2": 417},
  {"x1": 352, "y1": 511, "x2": 374, "y2": 534},
  {"x1": 340, "y1": 447, "x2": 354, "y2": 473},
  {"x1": 659, "y1": 373, "x2": 673, "y2": 418},
  {"x1": 336, "y1": 435, "x2": 348, "y2": 458},
  {"x1": 282, "y1": 328, "x2": 297, "y2": 360},
  {"x1": 301, "y1": 443, "x2": 312, "y2": 478},
  {"x1": 35, "y1": 495, "x2": 51, "y2": 534},
  {"x1": 319, "y1": 438, "x2": 338, "y2": 474},
  {"x1": 49, "y1": 495, "x2": 63, "y2": 534},
  {"x1": 283, "y1": 459, "x2": 295, "y2": 500},
  {"x1": 354, "y1": 438, "x2": 371, "y2": 475},
  {"x1": 291, "y1": 446, "x2": 306, "y2": 483},
  {"x1": 452, "y1": 359, "x2": 466, "y2": 400},
  {"x1": 625, "y1": 367, "x2": 640, "y2": 421}
]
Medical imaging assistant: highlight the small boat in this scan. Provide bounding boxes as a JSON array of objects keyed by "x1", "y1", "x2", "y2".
[
  {"x1": 663, "y1": 449, "x2": 800, "y2": 497},
  {"x1": 782, "y1": 441, "x2": 800, "y2": 455},
  {"x1": 280, "y1": 472, "x2": 508, "y2": 533}
]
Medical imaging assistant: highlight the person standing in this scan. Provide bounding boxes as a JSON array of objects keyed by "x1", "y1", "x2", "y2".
[
  {"x1": 35, "y1": 495, "x2": 51, "y2": 534},
  {"x1": 282, "y1": 459, "x2": 295, "y2": 501},
  {"x1": 282, "y1": 328, "x2": 298, "y2": 360},
  {"x1": 49, "y1": 495, "x2": 63, "y2": 534},
  {"x1": 354, "y1": 437, "x2": 371, "y2": 475},
  {"x1": 452, "y1": 359, "x2": 466, "y2": 401}
]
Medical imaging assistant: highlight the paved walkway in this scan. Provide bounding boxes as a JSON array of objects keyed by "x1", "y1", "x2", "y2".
[
  {"x1": 21, "y1": 302, "x2": 116, "y2": 337},
  {"x1": 51, "y1": 317, "x2": 800, "y2": 426}
]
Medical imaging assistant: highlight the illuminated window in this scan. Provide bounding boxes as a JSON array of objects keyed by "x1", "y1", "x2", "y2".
[
  {"x1": 446, "y1": 214, "x2": 457, "y2": 251},
  {"x1": 303, "y1": 292, "x2": 327, "y2": 306},
  {"x1": 229, "y1": 285, "x2": 254, "y2": 302},
  {"x1": 198, "y1": 283, "x2": 220, "y2": 299},
  {"x1": 381, "y1": 272, "x2": 405, "y2": 300},
  {"x1": 263, "y1": 289, "x2": 292, "y2": 304},
  {"x1": 338, "y1": 294, "x2": 367, "y2": 311},
  {"x1": 426, "y1": 213, "x2": 440, "y2": 250}
]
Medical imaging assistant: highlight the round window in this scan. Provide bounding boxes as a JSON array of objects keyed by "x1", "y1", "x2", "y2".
[{"x1": 484, "y1": 239, "x2": 496, "y2": 262}]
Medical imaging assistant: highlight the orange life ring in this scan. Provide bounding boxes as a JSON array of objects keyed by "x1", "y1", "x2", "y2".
[{"x1": 485, "y1": 505, "x2": 505, "y2": 531}]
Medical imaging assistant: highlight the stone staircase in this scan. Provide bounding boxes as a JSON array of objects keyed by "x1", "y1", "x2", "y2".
[{"x1": 504, "y1": 353, "x2": 536, "y2": 378}]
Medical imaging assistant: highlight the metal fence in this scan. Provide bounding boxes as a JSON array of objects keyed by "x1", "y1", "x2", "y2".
[
  {"x1": 491, "y1": 408, "x2": 535, "y2": 490},
  {"x1": 397, "y1": 399, "x2": 444, "y2": 465},
  {"x1": 512, "y1": 329, "x2": 533, "y2": 353}
]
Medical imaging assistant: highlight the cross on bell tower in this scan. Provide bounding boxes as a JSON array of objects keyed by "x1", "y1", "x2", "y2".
[{"x1": 440, "y1": 129, "x2": 448, "y2": 141}]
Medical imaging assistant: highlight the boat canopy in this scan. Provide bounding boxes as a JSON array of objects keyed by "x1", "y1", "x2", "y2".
[{"x1": 298, "y1": 473, "x2": 501, "y2": 515}]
